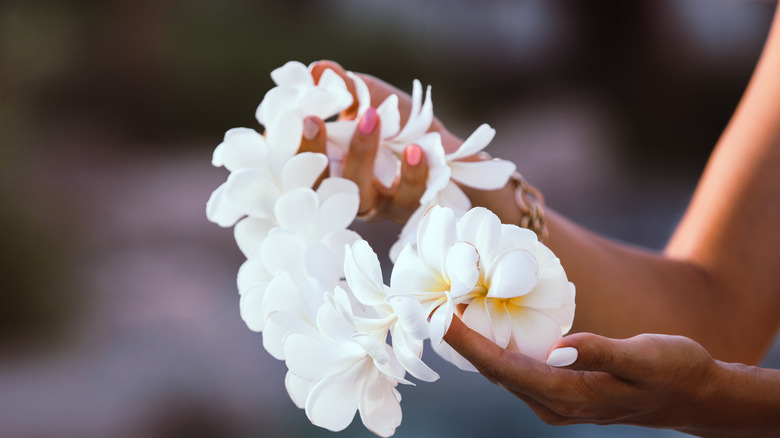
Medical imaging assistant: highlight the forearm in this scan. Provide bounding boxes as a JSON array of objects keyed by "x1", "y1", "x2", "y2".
[
  {"x1": 682, "y1": 362, "x2": 780, "y2": 437},
  {"x1": 461, "y1": 181, "x2": 735, "y2": 359}
]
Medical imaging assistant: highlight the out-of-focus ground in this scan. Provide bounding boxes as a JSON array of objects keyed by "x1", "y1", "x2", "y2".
[{"x1": 1, "y1": 1, "x2": 779, "y2": 437}]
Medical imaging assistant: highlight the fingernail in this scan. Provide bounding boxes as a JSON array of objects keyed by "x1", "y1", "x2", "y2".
[
  {"x1": 303, "y1": 117, "x2": 320, "y2": 140},
  {"x1": 404, "y1": 144, "x2": 423, "y2": 166},
  {"x1": 358, "y1": 107, "x2": 378, "y2": 135},
  {"x1": 546, "y1": 347, "x2": 578, "y2": 367}
]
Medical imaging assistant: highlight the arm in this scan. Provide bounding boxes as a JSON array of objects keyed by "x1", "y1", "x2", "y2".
[
  {"x1": 311, "y1": 4, "x2": 780, "y2": 363},
  {"x1": 443, "y1": 316, "x2": 780, "y2": 437}
]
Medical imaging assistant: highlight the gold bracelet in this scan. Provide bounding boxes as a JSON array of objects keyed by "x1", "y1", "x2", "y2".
[{"x1": 510, "y1": 172, "x2": 549, "y2": 243}]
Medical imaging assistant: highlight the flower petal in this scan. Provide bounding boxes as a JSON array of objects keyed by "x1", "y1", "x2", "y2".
[
  {"x1": 316, "y1": 176, "x2": 357, "y2": 199},
  {"x1": 212, "y1": 127, "x2": 267, "y2": 171},
  {"x1": 377, "y1": 94, "x2": 400, "y2": 139},
  {"x1": 317, "y1": 298, "x2": 359, "y2": 346},
  {"x1": 266, "y1": 110, "x2": 303, "y2": 167},
  {"x1": 416, "y1": 205, "x2": 456, "y2": 273},
  {"x1": 390, "y1": 244, "x2": 446, "y2": 296},
  {"x1": 284, "y1": 332, "x2": 356, "y2": 380},
  {"x1": 343, "y1": 240, "x2": 387, "y2": 307},
  {"x1": 234, "y1": 217, "x2": 275, "y2": 259},
  {"x1": 374, "y1": 146, "x2": 400, "y2": 189},
  {"x1": 456, "y1": 206, "x2": 502, "y2": 265},
  {"x1": 386, "y1": 295, "x2": 428, "y2": 340},
  {"x1": 486, "y1": 248, "x2": 538, "y2": 299},
  {"x1": 262, "y1": 270, "x2": 305, "y2": 320},
  {"x1": 259, "y1": 229, "x2": 305, "y2": 278},
  {"x1": 437, "y1": 182, "x2": 472, "y2": 212},
  {"x1": 346, "y1": 71, "x2": 370, "y2": 116},
  {"x1": 206, "y1": 182, "x2": 245, "y2": 227},
  {"x1": 506, "y1": 305, "x2": 563, "y2": 362},
  {"x1": 518, "y1": 258, "x2": 573, "y2": 310},
  {"x1": 271, "y1": 60, "x2": 313, "y2": 86},
  {"x1": 303, "y1": 242, "x2": 341, "y2": 289},
  {"x1": 237, "y1": 258, "x2": 271, "y2": 295},
  {"x1": 497, "y1": 224, "x2": 538, "y2": 256},
  {"x1": 281, "y1": 152, "x2": 328, "y2": 192},
  {"x1": 285, "y1": 370, "x2": 313, "y2": 409},
  {"x1": 256, "y1": 86, "x2": 302, "y2": 128},
  {"x1": 304, "y1": 362, "x2": 363, "y2": 432},
  {"x1": 461, "y1": 296, "x2": 494, "y2": 343},
  {"x1": 239, "y1": 283, "x2": 267, "y2": 332},
  {"x1": 319, "y1": 189, "x2": 359, "y2": 236},
  {"x1": 263, "y1": 311, "x2": 315, "y2": 360},
  {"x1": 223, "y1": 168, "x2": 278, "y2": 219},
  {"x1": 449, "y1": 159, "x2": 516, "y2": 190},
  {"x1": 446, "y1": 123, "x2": 495, "y2": 161},
  {"x1": 390, "y1": 325, "x2": 439, "y2": 382},
  {"x1": 358, "y1": 367, "x2": 403, "y2": 437},
  {"x1": 352, "y1": 332, "x2": 389, "y2": 365},
  {"x1": 324, "y1": 120, "x2": 357, "y2": 156},
  {"x1": 274, "y1": 188, "x2": 318, "y2": 238},
  {"x1": 428, "y1": 295, "x2": 453, "y2": 345},
  {"x1": 443, "y1": 241, "x2": 480, "y2": 298},
  {"x1": 486, "y1": 299, "x2": 512, "y2": 349}
]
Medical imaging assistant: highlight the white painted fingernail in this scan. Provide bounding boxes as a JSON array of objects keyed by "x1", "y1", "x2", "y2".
[
  {"x1": 546, "y1": 347, "x2": 578, "y2": 367},
  {"x1": 303, "y1": 117, "x2": 320, "y2": 140}
]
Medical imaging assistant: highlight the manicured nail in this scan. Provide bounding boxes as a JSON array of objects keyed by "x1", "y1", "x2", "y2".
[
  {"x1": 358, "y1": 107, "x2": 378, "y2": 135},
  {"x1": 404, "y1": 144, "x2": 423, "y2": 166},
  {"x1": 303, "y1": 117, "x2": 320, "y2": 140},
  {"x1": 546, "y1": 347, "x2": 578, "y2": 367}
]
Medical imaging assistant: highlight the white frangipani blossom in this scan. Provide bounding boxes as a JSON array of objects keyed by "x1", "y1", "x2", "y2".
[
  {"x1": 206, "y1": 60, "x2": 576, "y2": 437},
  {"x1": 282, "y1": 289, "x2": 407, "y2": 437},
  {"x1": 392, "y1": 205, "x2": 576, "y2": 369},
  {"x1": 256, "y1": 60, "x2": 353, "y2": 129},
  {"x1": 343, "y1": 240, "x2": 439, "y2": 382}
]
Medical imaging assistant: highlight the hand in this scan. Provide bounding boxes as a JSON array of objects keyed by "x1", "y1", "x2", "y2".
[
  {"x1": 295, "y1": 61, "x2": 436, "y2": 223},
  {"x1": 443, "y1": 317, "x2": 733, "y2": 435},
  {"x1": 308, "y1": 61, "x2": 528, "y2": 226},
  {"x1": 298, "y1": 112, "x2": 429, "y2": 224}
]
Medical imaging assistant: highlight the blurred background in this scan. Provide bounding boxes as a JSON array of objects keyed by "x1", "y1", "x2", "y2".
[{"x1": 1, "y1": 0, "x2": 779, "y2": 437}]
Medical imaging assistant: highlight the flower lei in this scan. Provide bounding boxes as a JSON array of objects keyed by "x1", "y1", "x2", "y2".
[{"x1": 206, "y1": 61, "x2": 576, "y2": 437}]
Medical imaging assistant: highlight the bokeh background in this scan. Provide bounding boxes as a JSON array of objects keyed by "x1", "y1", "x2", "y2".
[{"x1": 2, "y1": 0, "x2": 779, "y2": 437}]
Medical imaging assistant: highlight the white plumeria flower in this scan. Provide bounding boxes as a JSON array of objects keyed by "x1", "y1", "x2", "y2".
[
  {"x1": 206, "y1": 112, "x2": 326, "y2": 248},
  {"x1": 388, "y1": 124, "x2": 517, "y2": 261},
  {"x1": 255, "y1": 60, "x2": 353, "y2": 130},
  {"x1": 391, "y1": 205, "x2": 575, "y2": 370},
  {"x1": 343, "y1": 240, "x2": 439, "y2": 382},
  {"x1": 282, "y1": 288, "x2": 407, "y2": 437},
  {"x1": 207, "y1": 60, "x2": 577, "y2": 437},
  {"x1": 238, "y1": 180, "x2": 362, "y2": 354}
]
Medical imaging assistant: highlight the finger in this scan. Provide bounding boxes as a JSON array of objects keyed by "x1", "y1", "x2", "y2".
[
  {"x1": 548, "y1": 332, "x2": 661, "y2": 381},
  {"x1": 311, "y1": 60, "x2": 360, "y2": 118},
  {"x1": 342, "y1": 107, "x2": 380, "y2": 216},
  {"x1": 384, "y1": 144, "x2": 428, "y2": 223},
  {"x1": 444, "y1": 317, "x2": 551, "y2": 391}
]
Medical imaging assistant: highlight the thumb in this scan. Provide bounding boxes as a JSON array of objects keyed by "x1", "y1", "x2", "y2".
[{"x1": 546, "y1": 332, "x2": 653, "y2": 381}]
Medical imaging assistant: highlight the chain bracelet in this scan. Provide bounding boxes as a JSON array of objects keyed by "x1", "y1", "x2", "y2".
[{"x1": 510, "y1": 172, "x2": 549, "y2": 243}]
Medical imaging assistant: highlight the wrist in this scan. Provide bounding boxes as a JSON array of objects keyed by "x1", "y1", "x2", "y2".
[{"x1": 684, "y1": 360, "x2": 780, "y2": 437}]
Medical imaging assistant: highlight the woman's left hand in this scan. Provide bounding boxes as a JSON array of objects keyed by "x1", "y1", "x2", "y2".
[{"x1": 443, "y1": 317, "x2": 732, "y2": 435}]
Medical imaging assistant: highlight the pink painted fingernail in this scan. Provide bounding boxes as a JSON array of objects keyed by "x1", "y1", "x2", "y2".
[
  {"x1": 358, "y1": 107, "x2": 378, "y2": 135},
  {"x1": 405, "y1": 144, "x2": 423, "y2": 166},
  {"x1": 547, "y1": 347, "x2": 578, "y2": 367},
  {"x1": 303, "y1": 117, "x2": 320, "y2": 140}
]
